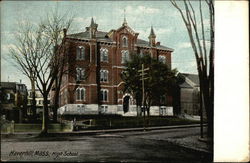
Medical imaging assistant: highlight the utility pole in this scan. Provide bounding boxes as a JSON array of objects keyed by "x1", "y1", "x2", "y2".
[{"x1": 138, "y1": 64, "x2": 149, "y2": 131}]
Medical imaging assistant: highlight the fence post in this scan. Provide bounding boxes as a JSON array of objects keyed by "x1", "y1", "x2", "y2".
[
  {"x1": 10, "y1": 120, "x2": 15, "y2": 134},
  {"x1": 70, "y1": 120, "x2": 74, "y2": 132}
]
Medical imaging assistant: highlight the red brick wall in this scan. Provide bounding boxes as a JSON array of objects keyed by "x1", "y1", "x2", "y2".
[{"x1": 56, "y1": 26, "x2": 173, "y2": 108}]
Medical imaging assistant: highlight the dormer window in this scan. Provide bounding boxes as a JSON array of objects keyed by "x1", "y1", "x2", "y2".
[{"x1": 122, "y1": 36, "x2": 128, "y2": 47}]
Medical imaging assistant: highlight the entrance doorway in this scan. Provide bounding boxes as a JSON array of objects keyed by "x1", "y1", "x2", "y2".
[{"x1": 123, "y1": 95, "x2": 130, "y2": 113}]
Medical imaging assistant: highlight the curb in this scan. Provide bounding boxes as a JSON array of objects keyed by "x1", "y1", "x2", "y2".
[
  {"x1": 48, "y1": 124, "x2": 206, "y2": 137},
  {"x1": 1, "y1": 124, "x2": 207, "y2": 137}
]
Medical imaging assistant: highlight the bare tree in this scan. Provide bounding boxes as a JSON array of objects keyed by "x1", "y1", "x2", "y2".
[
  {"x1": 170, "y1": 0, "x2": 214, "y2": 140},
  {"x1": 40, "y1": 11, "x2": 73, "y2": 123},
  {"x1": 9, "y1": 22, "x2": 38, "y2": 121},
  {"x1": 9, "y1": 11, "x2": 73, "y2": 135}
]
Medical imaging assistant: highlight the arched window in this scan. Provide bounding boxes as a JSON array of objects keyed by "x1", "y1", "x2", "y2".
[
  {"x1": 100, "y1": 48, "x2": 108, "y2": 62},
  {"x1": 76, "y1": 68, "x2": 85, "y2": 81},
  {"x1": 159, "y1": 55, "x2": 166, "y2": 64},
  {"x1": 76, "y1": 46, "x2": 85, "y2": 60},
  {"x1": 100, "y1": 89, "x2": 108, "y2": 102},
  {"x1": 76, "y1": 87, "x2": 86, "y2": 101},
  {"x1": 122, "y1": 36, "x2": 128, "y2": 47},
  {"x1": 100, "y1": 70, "x2": 108, "y2": 82},
  {"x1": 121, "y1": 50, "x2": 130, "y2": 63}
]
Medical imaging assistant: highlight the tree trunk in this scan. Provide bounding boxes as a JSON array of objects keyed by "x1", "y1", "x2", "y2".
[
  {"x1": 53, "y1": 77, "x2": 60, "y2": 123},
  {"x1": 53, "y1": 47, "x2": 65, "y2": 123},
  {"x1": 41, "y1": 92, "x2": 49, "y2": 135},
  {"x1": 31, "y1": 79, "x2": 36, "y2": 122},
  {"x1": 200, "y1": 71, "x2": 213, "y2": 139}
]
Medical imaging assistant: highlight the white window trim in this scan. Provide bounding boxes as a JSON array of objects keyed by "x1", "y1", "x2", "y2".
[
  {"x1": 100, "y1": 70, "x2": 109, "y2": 82},
  {"x1": 76, "y1": 67, "x2": 85, "y2": 81},
  {"x1": 100, "y1": 89, "x2": 108, "y2": 102},
  {"x1": 159, "y1": 55, "x2": 166, "y2": 64},
  {"x1": 100, "y1": 48, "x2": 109, "y2": 62},
  {"x1": 122, "y1": 36, "x2": 128, "y2": 47},
  {"x1": 121, "y1": 50, "x2": 129, "y2": 64},
  {"x1": 76, "y1": 46, "x2": 85, "y2": 60},
  {"x1": 76, "y1": 87, "x2": 86, "y2": 101},
  {"x1": 100, "y1": 105, "x2": 108, "y2": 113}
]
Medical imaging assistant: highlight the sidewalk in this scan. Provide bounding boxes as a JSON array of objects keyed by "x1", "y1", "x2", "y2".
[
  {"x1": 164, "y1": 135, "x2": 212, "y2": 153},
  {"x1": 1, "y1": 124, "x2": 211, "y2": 154}
]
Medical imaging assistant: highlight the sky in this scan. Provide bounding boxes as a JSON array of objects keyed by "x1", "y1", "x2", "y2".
[{"x1": 1, "y1": 1, "x2": 210, "y2": 89}]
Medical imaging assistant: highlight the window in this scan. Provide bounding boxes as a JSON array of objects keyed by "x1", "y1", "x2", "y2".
[
  {"x1": 139, "y1": 50, "x2": 144, "y2": 57},
  {"x1": 64, "y1": 89, "x2": 67, "y2": 104},
  {"x1": 76, "y1": 68, "x2": 85, "y2": 81},
  {"x1": 6, "y1": 93, "x2": 11, "y2": 100},
  {"x1": 77, "y1": 105, "x2": 85, "y2": 113},
  {"x1": 100, "y1": 70, "x2": 108, "y2": 82},
  {"x1": 159, "y1": 55, "x2": 166, "y2": 64},
  {"x1": 160, "y1": 107, "x2": 167, "y2": 116},
  {"x1": 100, "y1": 48, "x2": 108, "y2": 62},
  {"x1": 100, "y1": 105, "x2": 108, "y2": 113},
  {"x1": 121, "y1": 50, "x2": 130, "y2": 63},
  {"x1": 37, "y1": 100, "x2": 43, "y2": 105},
  {"x1": 76, "y1": 87, "x2": 86, "y2": 101},
  {"x1": 100, "y1": 89, "x2": 108, "y2": 102},
  {"x1": 76, "y1": 46, "x2": 85, "y2": 60},
  {"x1": 122, "y1": 36, "x2": 128, "y2": 47}
]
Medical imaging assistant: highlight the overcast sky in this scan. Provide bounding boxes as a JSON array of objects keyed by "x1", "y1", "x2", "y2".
[{"x1": 1, "y1": 1, "x2": 210, "y2": 89}]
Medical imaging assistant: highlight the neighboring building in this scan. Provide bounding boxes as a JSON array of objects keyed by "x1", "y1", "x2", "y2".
[
  {"x1": 54, "y1": 18, "x2": 174, "y2": 116},
  {"x1": 0, "y1": 82, "x2": 28, "y2": 122},
  {"x1": 27, "y1": 89, "x2": 51, "y2": 119},
  {"x1": 179, "y1": 73, "x2": 202, "y2": 116}
]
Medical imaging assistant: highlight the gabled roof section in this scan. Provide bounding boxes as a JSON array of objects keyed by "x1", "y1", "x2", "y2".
[
  {"x1": 180, "y1": 73, "x2": 199, "y2": 88},
  {"x1": 116, "y1": 25, "x2": 138, "y2": 36},
  {"x1": 67, "y1": 31, "x2": 114, "y2": 43},
  {"x1": 136, "y1": 39, "x2": 173, "y2": 51},
  {"x1": 66, "y1": 18, "x2": 174, "y2": 51}
]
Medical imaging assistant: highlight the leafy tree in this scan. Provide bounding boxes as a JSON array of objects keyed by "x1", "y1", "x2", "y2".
[{"x1": 121, "y1": 53, "x2": 181, "y2": 117}]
